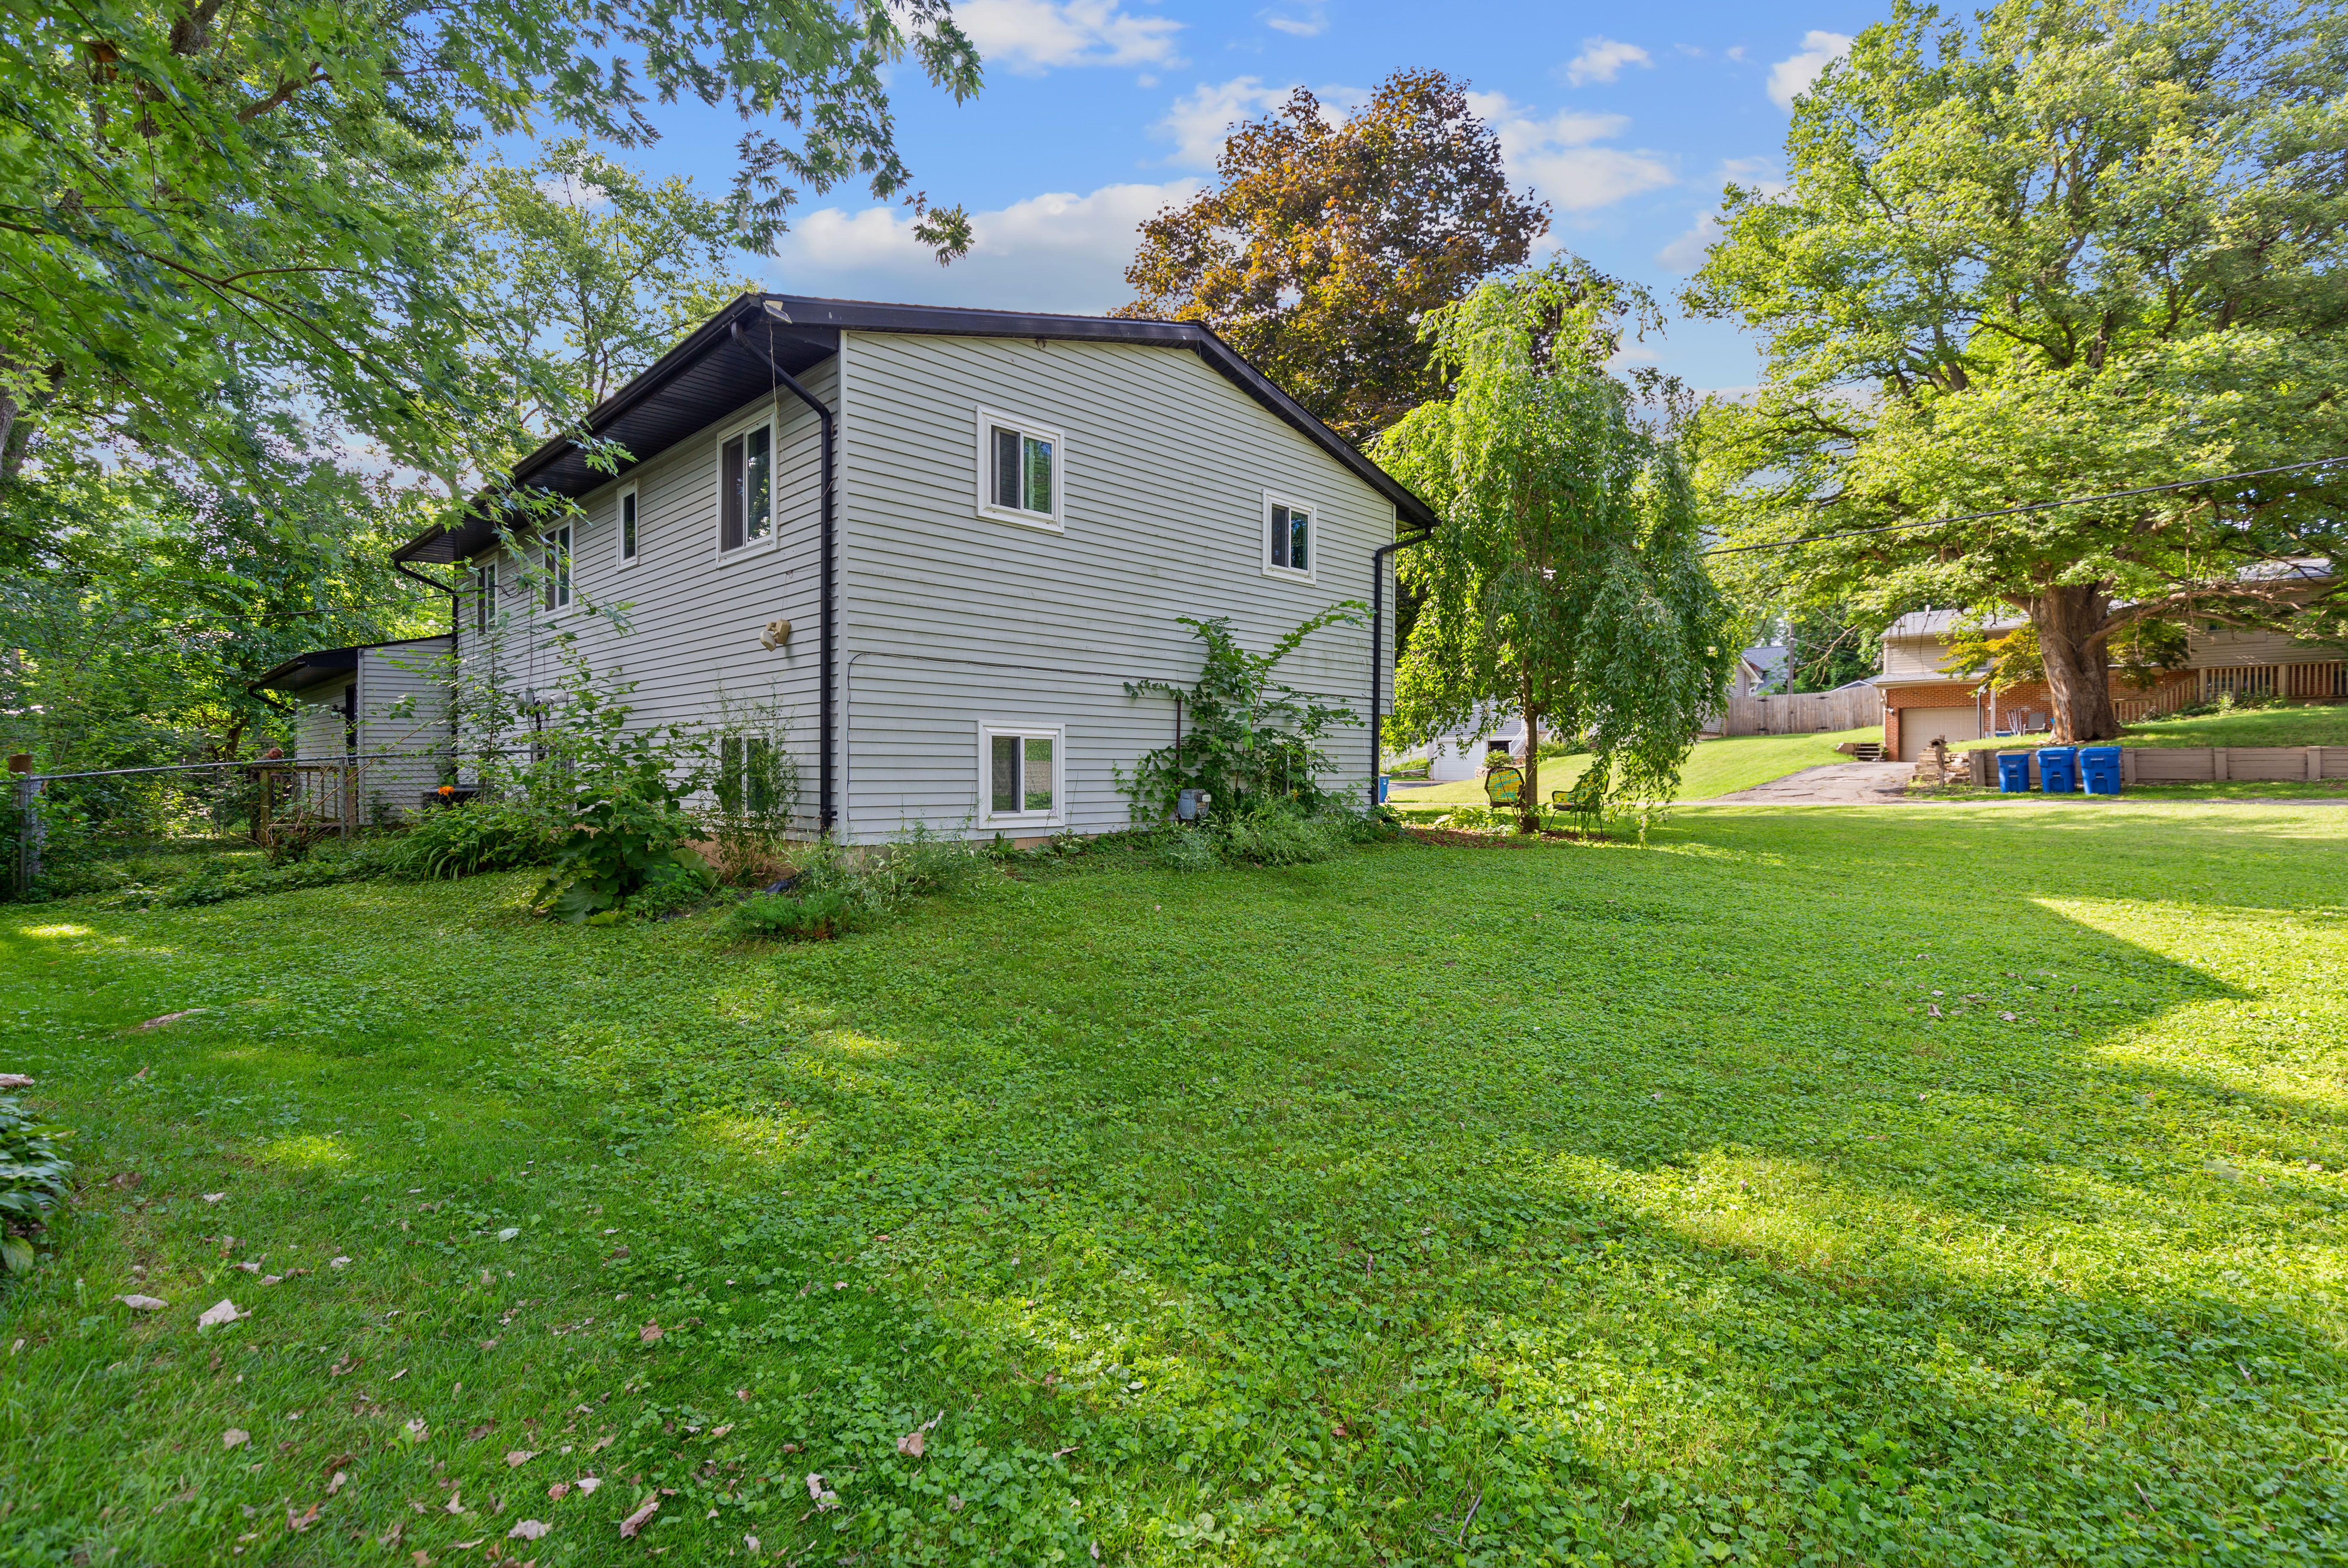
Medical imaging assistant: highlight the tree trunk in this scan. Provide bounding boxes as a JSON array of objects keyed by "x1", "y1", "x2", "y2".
[
  {"x1": 2031, "y1": 584, "x2": 2119, "y2": 743},
  {"x1": 1518, "y1": 690, "x2": 1541, "y2": 834}
]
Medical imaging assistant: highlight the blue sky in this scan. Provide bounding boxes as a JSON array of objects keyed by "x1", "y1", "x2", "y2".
[{"x1": 608, "y1": 0, "x2": 1882, "y2": 393}]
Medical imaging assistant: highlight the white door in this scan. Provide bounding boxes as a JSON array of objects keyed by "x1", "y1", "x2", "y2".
[{"x1": 1899, "y1": 706, "x2": 1982, "y2": 761}]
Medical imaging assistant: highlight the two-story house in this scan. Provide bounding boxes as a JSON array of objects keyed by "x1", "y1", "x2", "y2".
[{"x1": 306, "y1": 294, "x2": 1436, "y2": 842}]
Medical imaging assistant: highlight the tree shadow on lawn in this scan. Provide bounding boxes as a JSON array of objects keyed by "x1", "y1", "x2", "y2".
[{"x1": 616, "y1": 811, "x2": 2348, "y2": 1559}]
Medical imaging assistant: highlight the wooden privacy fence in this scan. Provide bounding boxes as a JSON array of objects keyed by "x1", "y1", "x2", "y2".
[
  {"x1": 1717, "y1": 687, "x2": 1884, "y2": 737},
  {"x1": 1965, "y1": 745, "x2": 2348, "y2": 787}
]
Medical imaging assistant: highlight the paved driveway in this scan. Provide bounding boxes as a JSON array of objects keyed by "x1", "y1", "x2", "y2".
[{"x1": 1707, "y1": 761, "x2": 1914, "y2": 804}]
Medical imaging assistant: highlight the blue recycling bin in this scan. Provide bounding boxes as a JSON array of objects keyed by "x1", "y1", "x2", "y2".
[
  {"x1": 1996, "y1": 752, "x2": 2032, "y2": 793},
  {"x1": 2037, "y1": 746, "x2": 2080, "y2": 794},
  {"x1": 1375, "y1": 775, "x2": 1391, "y2": 804},
  {"x1": 2079, "y1": 745, "x2": 2122, "y2": 796}
]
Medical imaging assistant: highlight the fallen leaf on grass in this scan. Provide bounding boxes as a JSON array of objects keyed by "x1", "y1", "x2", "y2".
[
  {"x1": 404, "y1": 1418, "x2": 429, "y2": 1442},
  {"x1": 574, "y1": 1477, "x2": 601, "y2": 1495},
  {"x1": 116, "y1": 1294, "x2": 168, "y2": 1311},
  {"x1": 896, "y1": 1430, "x2": 925, "y2": 1458},
  {"x1": 638, "y1": 1322, "x2": 662, "y2": 1344},
  {"x1": 465, "y1": 1422, "x2": 495, "y2": 1441},
  {"x1": 327, "y1": 1471, "x2": 347, "y2": 1496},
  {"x1": 108, "y1": 1171, "x2": 140, "y2": 1188},
  {"x1": 0, "y1": 1073, "x2": 32, "y2": 1088},
  {"x1": 707, "y1": 1424, "x2": 731, "y2": 1441},
  {"x1": 133, "y1": 1008, "x2": 205, "y2": 1031},
  {"x1": 587, "y1": 1434, "x2": 613, "y2": 1454},
  {"x1": 330, "y1": 1354, "x2": 359, "y2": 1377},
  {"x1": 618, "y1": 1497, "x2": 659, "y2": 1538},
  {"x1": 286, "y1": 1502, "x2": 320, "y2": 1532},
  {"x1": 508, "y1": 1520, "x2": 550, "y2": 1541},
  {"x1": 197, "y1": 1299, "x2": 245, "y2": 1328},
  {"x1": 330, "y1": 1256, "x2": 351, "y2": 1269},
  {"x1": 202, "y1": 1192, "x2": 226, "y2": 1203},
  {"x1": 505, "y1": 1450, "x2": 536, "y2": 1468},
  {"x1": 545, "y1": 1483, "x2": 569, "y2": 1502},
  {"x1": 805, "y1": 1474, "x2": 839, "y2": 1512},
  {"x1": 222, "y1": 1428, "x2": 250, "y2": 1450},
  {"x1": 445, "y1": 1492, "x2": 465, "y2": 1515},
  {"x1": 233, "y1": 1261, "x2": 261, "y2": 1274}
]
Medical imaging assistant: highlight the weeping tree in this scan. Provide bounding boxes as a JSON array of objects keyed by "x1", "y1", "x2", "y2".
[{"x1": 1373, "y1": 262, "x2": 1734, "y2": 832}]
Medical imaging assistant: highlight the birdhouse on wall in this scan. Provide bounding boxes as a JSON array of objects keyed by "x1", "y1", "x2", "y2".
[{"x1": 759, "y1": 619, "x2": 792, "y2": 650}]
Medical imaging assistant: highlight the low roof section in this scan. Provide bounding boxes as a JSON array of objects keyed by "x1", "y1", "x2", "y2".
[
  {"x1": 248, "y1": 635, "x2": 451, "y2": 698},
  {"x1": 390, "y1": 294, "x2": 1442, "y2": 568}
]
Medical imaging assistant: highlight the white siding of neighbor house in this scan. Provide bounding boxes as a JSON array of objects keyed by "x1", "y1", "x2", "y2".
[
  {"x1": 357, "y1": 638, "x2": 452, "y2": 819},
  {"x1": 2186, "y1": 626, "x2": 2338, "y2": 667},
  {"x1": 834, "y1": 330, "x2": 1394, "y2": 841},
  {"x1": 1878, "y1": 637, "x2": 1952, "y2": 680},
  {"x1": 456, "y1": 363, "x2": 835, "y2": 835},
  {"x1": 452, "y1": 336, "x2": 1398, "y2": 842}
]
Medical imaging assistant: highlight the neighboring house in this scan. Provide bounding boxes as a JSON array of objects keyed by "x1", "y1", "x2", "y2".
[
  {"x1": 1731, "y1": 644, "x2": 1788, "y2": 699},
  {"x1": 247, "y1": 636, "x2": 454, "y2": 820},
  {"x1": 1874, "y1": 607, "x2": 2348, "y2": 761},
  {"x1": 359, "y1": 294, "x2": 1437, "y2": 843},
  {"x1": 1417, "y1": 711, "x2": 1525, "y2": 784}
]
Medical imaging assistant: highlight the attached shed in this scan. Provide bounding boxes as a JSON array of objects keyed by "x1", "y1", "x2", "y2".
[{"x1": 250, "y1": 636, "x2": 454, "y2": 823}]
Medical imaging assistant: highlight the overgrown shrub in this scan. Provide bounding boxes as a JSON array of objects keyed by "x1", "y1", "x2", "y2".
[
  {"x1": 388, "y1": 796, "x2": 558, "y2": 881},
  {"x1": 616, "y1": 861, "x2": 716, "y2": 922},
  {"x1": 0, "y1": 1097, "x2": 72, "y2": 1276},
  {"x1": 1155, "y1": 801, "x2": 1393, "y2": 869},
  {"x1": 720, "y1": 884, "x2": 876, "y2": 941}
]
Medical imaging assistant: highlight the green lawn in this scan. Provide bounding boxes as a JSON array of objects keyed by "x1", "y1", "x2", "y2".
[
  {"x1": 1390, "y1": 726, "x2": 1884, "y2": 808},
  {"x1": 1957, "y1": 699, "x2": 2348, "y2": 752},
  {"x1": 6, "y1": 805, "x2": 2348, "y2": 1565}
]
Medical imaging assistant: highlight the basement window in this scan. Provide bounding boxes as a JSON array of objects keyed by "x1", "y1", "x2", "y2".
[{"x1": 979, "y1": 723, "x2": 1064, "y2": 829}]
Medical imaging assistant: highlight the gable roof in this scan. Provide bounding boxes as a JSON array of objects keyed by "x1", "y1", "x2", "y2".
[{"x1": 392, "y1": 293, "x2": 1440, "y2": 566}]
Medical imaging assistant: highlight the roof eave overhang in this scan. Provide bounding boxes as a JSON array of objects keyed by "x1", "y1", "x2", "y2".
[{"x1": 391, "y1": 293, "x2": 1438, "y2": 566}]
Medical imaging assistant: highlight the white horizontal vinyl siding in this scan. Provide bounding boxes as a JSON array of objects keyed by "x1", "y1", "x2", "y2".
[
  {"x1": 2188, "y1": 627, "x2": 2334, "y2": 667},
  {"x1": 456, "y1": 365, "x2": 835, "y2": 833},
  {"x1": 836, "y1": 330, "x2": 1394, "y2": 841},
  {"x1": 293, "y1": 680, "x2": 351, "y2": 761},
  {"x1": 1879, "y1": 637, "x2": 1948, "y2": 678},
  {"x1": 357, "y1": 638, "x2": 452, "y2": 819}
]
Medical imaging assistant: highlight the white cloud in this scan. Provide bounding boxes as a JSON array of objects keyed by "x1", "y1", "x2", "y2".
[
  {"x1": 770, "y1": 181, "x2": 1199, "y2": 314},
  {"x1": 1154, "y1": 76, "x2": 1292, "y2": 166},
  {"x1": 1467, "y1": 92, "x2": 1674, "y2": 212},
  {"x1": 1725, "y1": 44, "x2": 1746, "y2": 62},
  {"x1": 1260, "y1": 3, "x2": 1325, "y2": 37},
  {"x1": 1656, "y1": 212, "x2": 1721, "y2": 273},
  {"x1": 1767, "y1": 30, "x2": 1852, "y2": 109},
  {"x1": 1563, "y1": 37, "x2": 1652, "y2": 87},
  {"x1": 958, "y1": 0, "x2": 1182, "y2": 74}
]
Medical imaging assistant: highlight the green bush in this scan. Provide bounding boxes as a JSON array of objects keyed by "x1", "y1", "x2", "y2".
[
  {"x1": 619, "y1": 861, "x2": 716, "y2": 921},
  {"x1": 720, "y1": 884, "x2": 877, "y2": 941},
  {"x1": 1156, "y1": 801, "x2": 1390, "y2": 869},
  {"x1": 389, "y1": 796, "x2": 558, "y2": 881},
  {"x1": 1156, "y1": 825, "x2": 1220, "y2": 872},
  {"x1": 0, "y1": 1096, "x2": 72, "y2": 1276}
]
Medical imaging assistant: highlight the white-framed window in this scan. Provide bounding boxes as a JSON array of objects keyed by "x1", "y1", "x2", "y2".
[
  {"x1": 541, "y1": 525, "x2": 572, "y2": 612},
  {"x1": 977, "y1": 722, "x2": 1065, "y2": 829},
  {"x1": 617, "y1": 485, "x2": 640, "y2": 566},
  {"x1": 718, "y1": 415, "x2": 774, "y2": 555},
  {"x1": 473, "y1": 558, "x2": 497, "y2": 636},
  {"x1": 974, "y1": 408, "x2": 1062, "y2": 530},
  {"x1": 1262, "y1": 492, "x2": 1314, "y2": 580}
]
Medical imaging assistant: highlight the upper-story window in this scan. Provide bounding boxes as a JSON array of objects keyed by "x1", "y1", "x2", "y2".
[
  {"x1": 1263, "y1": 493, "x2": 1314, "y2": 580},
  {"x1": 720, "y1": 418, "x2": 773, "y2": 554},
  {"x1": 541, "y1": 525, "x2": 572, "y2": 612},
  {"x1": 618, "y1": 485, "x2": 640, "y2": 565},
  {"x1": 975, "y1": 408, "x2": 1062, "y2": 530},
  {"x1": 473, "y1": 559, "x2": 497, "y2": 636}
]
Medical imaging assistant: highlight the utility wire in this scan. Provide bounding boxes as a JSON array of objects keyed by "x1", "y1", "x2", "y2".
[{"x1": 1701, "y1": 455, "x2": 2348, "y2": 557}]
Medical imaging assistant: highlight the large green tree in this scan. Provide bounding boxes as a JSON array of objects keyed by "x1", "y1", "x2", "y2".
[
  {"x1": 1118, "y1": 69, "x2": 1547, "y2": 447},
  {"x1": 1374, "y1": 263, "x2": 1734, "y2": 831},
  {"x1": 0, "y1": 0, "x2": 979, "y2": 500},
  {"x1": 1689, "y1": 0, "x2": 2348, "y2": 742}
]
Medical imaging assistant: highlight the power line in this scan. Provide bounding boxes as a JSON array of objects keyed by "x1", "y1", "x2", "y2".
[{"x1": 1701, "y1": 455, "x2": 2348, "y2": 557}]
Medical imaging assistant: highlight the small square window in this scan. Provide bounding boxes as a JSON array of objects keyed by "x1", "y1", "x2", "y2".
[
  {"x1": 541, "y1": 525, "x2": 572, "y2": 612},
  {"x1": 618, "y1": 487, "x2": 639, "y2": 564},
  {"x1": 1263, "y1": 494, "x2": 1314, "y2": 579},
  {"x1": 975, "y1": 409, "x2": 1063, "y2": 529},
  {"x1": 979, "y1": 723, "x2": 1064, "y2": 827}
]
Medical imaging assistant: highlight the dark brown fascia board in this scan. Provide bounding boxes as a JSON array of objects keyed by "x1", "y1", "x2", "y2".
[
  {"x1": 393, "y1": 292, "x2": 1438, "y2": 566},
  {"x1": 246, "y1": 634, "x2": 452, "y2": 695}
]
